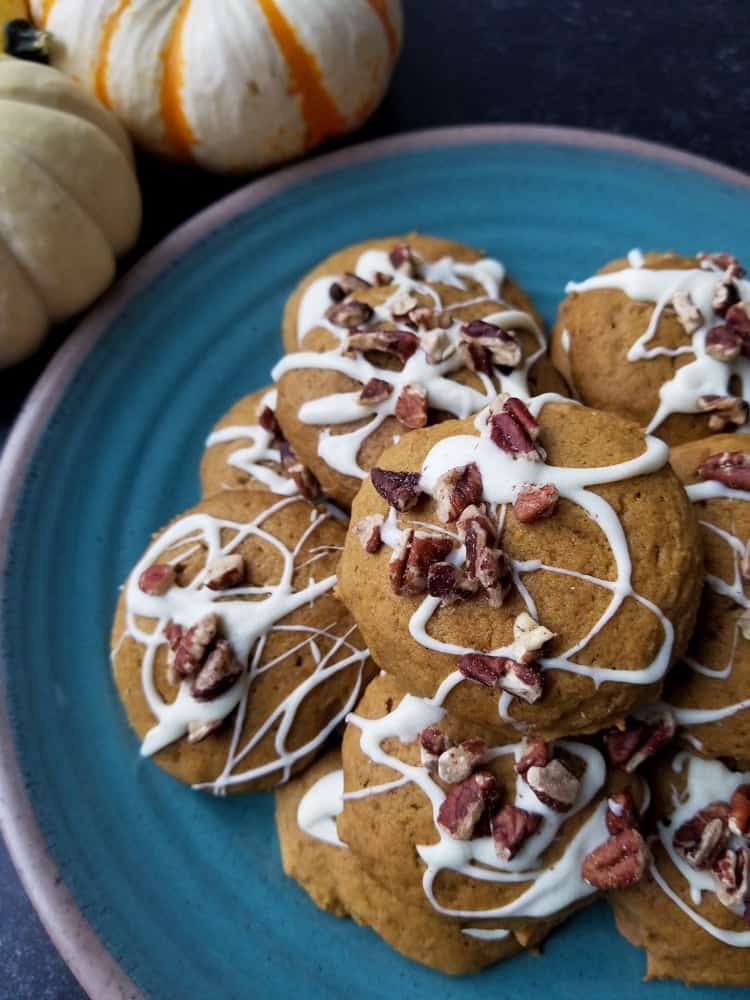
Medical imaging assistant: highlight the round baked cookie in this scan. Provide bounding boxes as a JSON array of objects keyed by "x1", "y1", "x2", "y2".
[
  {"x1": 111, "y1": 490, "x2": 370, "y2": 793},
  {"x1": 610, "y1": 752, "x2": 750, "y2": 986},
  {"x1": 552, "y1": 250, "x2": 750, "y2": 446},
  {"x1": 274, "y1": 233, "x2": 568, "y2": 508},
  {"x1": 337, "y1": 395, "x2": 703, "y2": 741},
  {"x1": 663, "y1": 434, "x2": 750, "y2": 767},
  {"x1": 200, "y1": 387, "x2": 297, "y2": 498},
  {"x1": 336, "y1": 674, "x2": 647, "y2": 944},
  {"x1": 275, "y1": 749, "x2": 523, "y2": 974}
]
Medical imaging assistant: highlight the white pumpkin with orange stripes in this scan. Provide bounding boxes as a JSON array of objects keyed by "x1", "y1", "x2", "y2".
[
  {"x1": 0, "y1": 54, "x2": 141, "y2": 366},
  {"x1": 29, "y1": 0, "x2": 403, "y2": 173}
]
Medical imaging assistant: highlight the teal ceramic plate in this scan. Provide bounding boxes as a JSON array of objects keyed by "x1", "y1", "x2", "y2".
[{"x1": 2, "y1": 126, "x2": 749, "y2": 999}]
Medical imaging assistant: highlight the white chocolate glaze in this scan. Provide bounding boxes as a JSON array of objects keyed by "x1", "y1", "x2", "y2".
[
  {"x1": 118, "y1": 496, "x2": 368, "y2": 793},
  {"x1": 653, "y1": 754, "x2": 750, "y2": 947},
  {"x1": 273, "y1": 247, "x2": 545, "y2": 480},
  {"x1": 297, "y1": 769, "x2": 345, "y2": 848},
  {"x1": 566, "y1": 256, "x2": 750, "y2": 433}
]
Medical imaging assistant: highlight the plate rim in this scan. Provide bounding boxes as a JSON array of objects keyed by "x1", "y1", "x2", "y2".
[{"x1": 2, "y1": 122, "x2": 750, "y2": 999}]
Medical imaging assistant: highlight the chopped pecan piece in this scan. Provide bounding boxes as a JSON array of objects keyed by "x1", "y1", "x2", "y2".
[
  {"x1": 420, "y1": 725, "x2": 453, "y2": 757},
  {"x1": 389, "y1": 242, "x2": 419, "y2": 277},
  {"x1": 729, "y1": 784, "x2": 750, "y2": 838},
  {"x1": 138, "y1": 563, "x2": 175, "y2": 596},
  {"x1": 705, "y1": 324, "x2": 743, "y2": 361},
  {"x1": 713, "y1": 846, "x2": 750, "y2": 908},
  {"x1": 435, "y1": 463, "x2": 484, "y2": 523},
  {"x1": 438, "y1": 738, "x2": 488, "y2": 784},
  {"x1": 726, "y1": 301, "x2": 750, "y2": 344},
  {"x1": 370, "y1": 468, "x2": 423, "y2": 511},
  {"x1": 460, "y1": 320, "x2": 523, "y2": 369},
  {"x1": 511, "y1": 612, "x2": 555, "y2": 663},
  {"x1": 489, "y1": 396, "x2": 543, "y2": 460},
  {"x1": 457, "y1": 504, "x2": 508, "y2": 606},
  {"x1": 204, "y1": 554, "x2": 245, "y2": 591},
  {"x1": 186, "y1": 718, "x2": 222, "y2": 744},
  {"x1": 674, "y1": 802, "x2": 731, "y2": 869},
  {"x1": 395, "y1": 383, "x2": 428, "y2": 429},
  {"x1": 712, "y1": 273, "x2": 741, "y2": 317},
  {"x1": 582, "y1": 829, "x2": 651, "y2": 889},
  {"x1": 257, "y1": 405, "x2": 282, "y2": 436},
  {"x1": 603, "y1": 709, "x2": 676, "y2": 772},
  {"x1": 699, "y1": 251, "x2": 746, "y2": 277},
  {"x1": 515, "y1": 738, "x2": 552, "y2": 779},
  {"x1": 354, "y1": 514, "x2": 384, "y2": 554},
  {"x1": 164, "y1": 621, "x2": 183, "y2": 651},
  {"x1": 524, "y1": 758, "x2": 581, "y2": 812},
  {"x1": 359, "y1": 377, "x2": 392, "y2": 405},
  {"x1": 513, "y1": 483, "x2": 559, "y2": 524},
  {"x1": 606, "y1": 790, "x2": 639, "y2": 836},
  {"x1": 329, "y1": 272, "x2": 371, "y2": 302},
  {"x1": 408, "y1": 306, "x2": 439, "y2": 330},
  {"x1": 279, "y1": 441, "x2": 319, "y2": 501},
  {"x1": 437, "y1": 771, "x2": 498, "y2": 840},
  {"x1": 457, "y1": 653, "x2": 543, "y2": 703},
  {"x1": 697, "y1": 450, "x2": 750, "y2": 490},
  {"x1": 400, "y1": 531, "x2": 454, "y2": 595},
  {"x1": 427, "y1": 561, "x2": 458, "y2": 598},
  {"x1": 697, "y1": 394, "x2": 748, "y2": 431},
  {"x1": 346, "y1": 328, "x2": 418, "y2": 363},
  {"x1": 387, "y1": 528, "x2": 412, "y2": 594},
  {"x1": 389, "y1": 291, "x2": 419, "y2": 319},
  {"x1": 173, "y1": 613, "x2": 219, "y2": 679},
  {"x1": 459, "y1": 340, "x2": 493, "y2": 374},
  {"x1": 326, "y1": 299, "x2": 374, "y2": 328},
  {"x1": 191, "y1": 639, "x2": 243, "y2": 701},
  {"x1": 671, "y1": 290, "x2": 703, "y2": 335},
  {"x1": 491, "y1": 804, "x2": 542, "y2": 861},
  {"x1": 419, "y1": 328, "x2": 456, "y2": 364}
]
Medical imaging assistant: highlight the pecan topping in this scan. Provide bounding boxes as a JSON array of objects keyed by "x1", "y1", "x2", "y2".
[
  {"x1": 419, "y1": 328, "x2": 456, "y2": 364},
  {"x1": 172, "y1": 613, "x2": 219, "y2": 680},
  {"x1": 409, "y1": 306, "x2": 442, "y2": 330},
  {"x1": 370, "y1": 468, "x2": 423, "y2": 511},
  {"x1": 204, "y1": 554, "x2": 245, "y2": 591},
  {"x1": 390, "y1": 291, "x2": 419, "y2": 319},
  {"x1": 524, "y1": 758, "x2": 581, "y2": 812},
  {"x1": 697, "y1": 450, "x2": 750, "y2": 491},
  {"x1": 674, "y1": 802, "x2": 731, "y2": 869},
  {"x1": 460, "y1": 320, "x2": 523, "y2": 369},
  {"x1": 515, "y1": 738, "x2": 552, "y2": 779},
  {"x1": 671, "y1": 290, "x2": 703, "y2": 335},
  {"x1": 359, "y1": 377, "x2": 392, "y2": 405},
  {"x1": 491, "y1": 805, "x2": 542, "y2": 861},
  {"x1": 699, "y1": 251, "x2": 746, "y2": 277},
  {"x1": 138, "y1": 563, "x2": 175, "y2": 596},
  {"x1": 457, "y1": 653, "x2": 543, "y2": 703},
  {"x1": 420, "y1": 725, "x2": 453, "y2": 757},
  {"x1": 438, "y1": 738, "x2": 488, "y2": 784},
  {"x1": 434, "y1": 463, "x2": 483, "y2": 523},
  {"x1": 389, "y1": 243, "x2": 419, "y2": 277},
  {"x1": 489, "y1": 396, "x2": 543, "y2": 460},
  {"x1": 186, "y1": 718, "x2": 222, "y2": 744},
  {"x1": 437, "y1": 771, "x2": 498, "y2": 840},
  {"x1": 729, "y1": 784, "x2": 750, "y2": 838},
  {"x1": 326, "y1": 299, "x2": 374, "y2": 328},
  {"x1": 398, "y1": 531, "x2": 454, "y2": 595},
  {"x1": 346, "y1": 328, "x2": 418, "y2": 363},
  {"x1": 395, "y1": 383, "x2": 428, "y2": 429},
  {"x1": 513, "y1": 483, "x2": 559, "y2": 524},
  {"x1": 427, "y1": 561, "x2": 458, "y2": 598},
  {"x1": 279, "y1": 441, "x2": 319, "y2": 501},
  {"x1": 457, "y1": 504, "x2": 509, "y2": 607},
  {"x1": 191, "y1": 639, "x2": 243, "y2": 701},
  {"x1": 697, "y1": 394, "x2": 748, "y2": 431},
  {"x1": 258, "y1": 405, "x2": 282, "y2": 436},
  {"x1": 511, "y1": 612, "x2": 555, "y2": 663},
  {"x1": 713, "y1": 847, "x2": 750, "y2": 908},
  {"x1": 712, "y1": 272, "x2": 741, "y2": 317},
  {"x1": 705, "y1": 324, "x2": 743, "y2": 361},
  {"x1": 459, "y1": 340, "x2": 494, "y2": 375},
  {"x1": 603, "y1": 709, "x2": 676, "y2": 772},
  {"x1": 329, "y1": 272, "x2": 371, "y2": 302},
  {"x1": 582, "y1": 829, "x2": 651, "y2": 889},
  {"x1": 387, "y1": 528, "x2": 412, "y2": 594},
  {"x1": 354, "y1": 514, "x2": 384, "y2": 554},
  {"x1": 606, "y1": 790, "x2": 639, "y2": 836},
  {"x1": 164, "y1": 621, "x2": 183, "y2": 651},
  {"x1": 726, "y1": 301, "x2": 750, "y2": 342}
]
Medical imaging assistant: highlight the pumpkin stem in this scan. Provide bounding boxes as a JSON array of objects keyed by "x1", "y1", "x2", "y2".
[{"x1": 4, "y1": 18, "x2": 51, "y2": 63}]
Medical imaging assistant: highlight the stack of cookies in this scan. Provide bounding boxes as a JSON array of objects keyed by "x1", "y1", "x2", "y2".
[{"x1": 112, "y1": 236, "x2": 750, "y2": 986}]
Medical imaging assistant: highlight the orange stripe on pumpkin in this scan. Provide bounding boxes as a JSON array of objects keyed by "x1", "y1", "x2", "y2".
[
  {"x1": 94, "y1": 0, "x2": 131, "y2": 108},
  {"x1": 160, "y1": 0, "x2": 197, "y2": 159},
  {"x1": 256, "y1": 0, "x2": 345, "y2": 148},
  {"x1": 366, "y1": 0, "x2": 399, "y2": 56}
]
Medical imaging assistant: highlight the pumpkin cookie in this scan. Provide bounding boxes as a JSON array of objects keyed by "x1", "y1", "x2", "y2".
[
  {"x1": 335, "y1": 675, "x2": 648, "y2": 946},
  {"x1": 662, "y1": 434, "x2": 750, "y2": 767},
  {"x1": 275, "y1": 749, "x2": 523, "y2": 974},
  {"x1": 610, "y1": 752, "x2": 750, "y2": 986},
  {"x1": 111, "y1": 490, "x2": 370, "y2": 793},
  {"x1": 274, "y1": 233, "x2": 568, "y2": 508},
  {"x1": 552, "y1": 250, "x2": 750, "y2": 445},
  {"x1": 337, "y1": 395, "x2": 702, "y2": 742}
]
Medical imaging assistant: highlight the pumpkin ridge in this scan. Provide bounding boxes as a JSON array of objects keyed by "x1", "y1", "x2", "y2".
[
  {"x1": 366, "y1": 0, "x2": 399, "y2": 56},
  {"x1": 160, "y1": 0, "x2": 196, "y2": 160},
  {"x1": 94, "y1": 0, "x2": 131, "y2": 108},
  {"x1": 255, "y1": 0, "x2": 346, "y2": 149}
]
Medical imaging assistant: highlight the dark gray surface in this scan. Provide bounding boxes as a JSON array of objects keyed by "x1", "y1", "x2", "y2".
[{"x1": 1, "y1": 1, "x2": 747, "y2": 997}]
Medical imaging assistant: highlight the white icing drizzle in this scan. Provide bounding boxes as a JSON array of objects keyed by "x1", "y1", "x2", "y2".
[
  {"x1": 297, "y1": 769, "x2": 345, "y2": 847},
  {"x1": 204, "y1": 389, "x2": 296, "y2": 496},
  {"x1": 273, "y1": 248, "x2": 545, "y2": 480},
  {"x1": 560, "y1": 328, "x2": 570, "y2": 354},
  {"x1": 627, "y1": 249, "x2": 645, "y2": 269},
  {"x1": 653, "y1": 753, "x2": 750, "y2": 947},
  {"x1": 566, "y1": 256, "x2": 750, "y2": 432},
  {"x1": 118, "y1": 497, "x2": 368, "y2": 792}
]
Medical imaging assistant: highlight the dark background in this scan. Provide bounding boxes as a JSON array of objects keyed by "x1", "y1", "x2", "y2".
[{"x1": 1, "y1": 1, "x2": 746, "y2": 996}]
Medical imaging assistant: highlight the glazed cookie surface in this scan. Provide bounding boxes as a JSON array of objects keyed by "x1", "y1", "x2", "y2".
[
  {"x1": 610, "y1": 752, "x2": 750, "y2": 986},
  {"x1": 275, "y1": 749, "x2": 523, "y2": 974},
  {"x1": 111, "y1": 490, "x2": 370, "y2": 793},
  {"x1": 274, "y1": 233, "x2": 567, "y2": 508},
  {"x1": 664, "y1": 434, "x2": 750, "y2": 767},
  {"x1": 337, "y1": 396, "x2": 702, "y2": 741},
  {"x1": 553, "y1": 250, "x2": 750, "y2": 446}
]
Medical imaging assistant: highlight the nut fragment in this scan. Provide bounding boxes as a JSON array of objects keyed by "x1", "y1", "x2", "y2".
[
  {"x1": 511, "y1": 612, "x2": 555, "y2": 663},
  {"x1": 705, "y1": 324, "x2": 743, "y2": 361},
  {"x1": 329, "y1": 272, "x2": 371, "y2": 302},
  {"x1": 712, "y1": 273, "x2": 741, "y2": 317},
  {"x1": 389, "y1": 242, "x2": 419, "y2": 277},
  {"x1": 392, "y1": 530, "x2": 454, "y2": 595},
  {"x1": 698, "y1": 251, "x2": 747, "y2": 277},
  {"x1": 524, "y1": 758, "x2": 580, "y2": 812},
  {"x1": 434, "y1": 463, "x2": 484, "y2": 523},
  {"x1": 729, "y1": 784, "x2": 750, "y2": 838},
  {"x1": 191, "y1": 639, "x2": 243, "y2": 701},
  {"x1": 395, "y1": 383, "x2": 428, "y2": 429},
  {"x1": 582, "y1": 829, "x2": 651, "y2": 889},
  {"x1": 513, "y1": 483, "x2": 559, "y2": 524},
  {"x1": 138, "y1": 563, "x2": 176, "y2": 596},
  {"x1": 456, "y1": 653, "x2": 543, "y2": 703},
  {"x1": 172, "y1": 613, "x2": 219, "y2": 679},
  {"x1": 603, "y1": 709, "x2": 676, "y2": 772},
  {"x1": 712, "y1": 846, "x2": 750, "y2": 907},
  {"x1": 491, "y1": 805, "x2": 542, "y2": 861},
  {"x1": 674, "y1": 802, "x2": 731, "y2": 869},
  {"x1": 427, "y1": 561, "x2": 458, "y2": 598},
  {"x1": 672, "y1": 290, "x2": 704, "y2": 335},
  {"x1": 726, "y1": 301, "x2": 750, "y2": 342},
  {"x1": 420, "y1": 724, "x2": 453, "y2": 769},
  {"x1": 390, "y1": 291, "x2": 419, "y2": 318},
  {"x1": 326, "y1": 299, "x2": 374, "y2": 328},
  {"x1": 460, "y1": 319, "x2": 523, "y2": 369},
  {"x1": 257, "y1": 405, "x2": 282, "y2": 436},
  {"x1": 697, "y1": 394, "x2": 748, "y2": 431},
  {"x1": 697, "y1": 450, "x2": 750, "y2": 491},
  {"x1": 515, "y1": 738, "x2": 552, "y2": 779},
  {"x1": 346, "y1": 328, "x2": 419, "y2": 363},
  {"x1": 186, "y1": 718, "x2": 222, "y2": 744},
  {"x1": 457, "y1": 504, "x2": 509, "y2": 607},
  {"x1": 437, "y1": 770, "x2": 498, "y2": 840},
  {"x1": 359, "y1": 377, "x2": 392, "y2": 405},
  {"x1": 370, "y1": 468, "x2": 423, "y2": 511},
  {"x1": 606, "y1": 790, "x2": 639, "y2": 835},
  {"x1": 204, "y1": 553, "x2": 245, "y2": 591},
  {"x1": 419, "y1": 328, "x2": 456, "y2": 364},
  {"x1": 354, "y1": 514, "x2": 384, "y2": 554},
  {"x1": 279, "y1": 440, "x2": 319, "y2": 501},
  {"x1": 488, "y1": 396, "x2": 543, "y2": 460},
  {"x1": 387, "y1": 528, "x2": 413, "y2": 594},
  {"x1": 438, "y1": 738, "x2": 488, "y2": 784}
]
